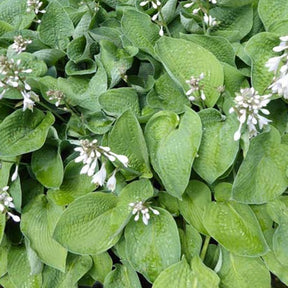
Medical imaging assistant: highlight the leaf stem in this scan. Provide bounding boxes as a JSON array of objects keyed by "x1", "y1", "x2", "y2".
[{"x1": 200, "y1": 235, "x2": 210, "y2": 261}]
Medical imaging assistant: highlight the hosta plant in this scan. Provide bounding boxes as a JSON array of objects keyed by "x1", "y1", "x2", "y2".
[{"x1": 0, "y1": 0, "x2": 288, "y2": 287}]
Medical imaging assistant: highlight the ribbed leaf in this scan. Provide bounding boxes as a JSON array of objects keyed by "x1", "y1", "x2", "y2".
[
  {"x1": 194, "y1": 109, "x2": 239, "y2": 184},
  {"x1": 218, "y1": 248, "x2": 271, "y2": 288},
  {"x1": 203, "y1": 201, "x2": 269, "y2": 256},
  {"x1": 21, "y1": 195, "x2": 67, "y2": 271},
  {"x1": 155, "y1": 37, "x2": 224, "y2": 107},
  {"x1": 145, "y1": 108, "x2": 202, "y2": 198},
  {"x1": 0, "y1": 109, "x2": 54, "y2": 157},
  {"x1": 121, "y1": 9, "x2": 160, "y2": 56},
  {"x1": 39, "y1": 0, "x2": 74, "y2": 49},
  {"x1": 232, "y1": 127, "x2": 288, "y2": 204},
  {"x1": 125, "y1": 208, "x2": 181, "y2": 282},
  {"x1": 108, "y1": 110, "x2": 152, "y2": 179}
]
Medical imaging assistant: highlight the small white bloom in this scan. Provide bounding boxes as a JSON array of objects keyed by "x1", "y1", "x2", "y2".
[
  {"x1": 0, "y1": 186, "x2": 20, "y2": 222},
  {"x1": 159, "y1": 26, "x2": 164, "y2": 36},
  {"x1": 92, "y1": 162, "x2": 107, "y2": 186},
  {"x1": 11, "y1": 165, "x2": 19, "y2": 182},
  {"x1": 11, "y1": 35, "x2": 32, "y2": 54},
  {"x1": 7, "y1": 212, "x2": 21, "y2": 222},
  {"x1": 265, "y1": 55, "x2": 284, "y2": 73},
  {"x1": 230, "y1": 87, "x2": 272, "y2": 140},
  {"x1": 192, "y1": 8, "x2": 201, "y2": 14},
  {"x1": 203, "y1": 13, "x2": 217, "y2": 27},
  {"x1": 129, "y1": 201, "x2": 159, "y2": 225},
  {"x1": 184, "y1": 1, "x2": 194, "y2": 8},
  {"x1": 106, "y1": 170, "x2": 117, "y2": 192},
  {"x1": 26, "y1": 0, "x2": 46, "y2": 14},
  {"x1": 209, "y1": 0, "x2": 217, "y2": 4}
]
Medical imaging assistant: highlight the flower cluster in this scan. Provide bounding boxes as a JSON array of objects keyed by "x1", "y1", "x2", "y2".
[
  {"x1": 183, "y1": 0, "x2": 218, "y2": 30},
  {"x1": 229, "y1": 87, "x2": 271, "y2": 141},
  {"x1": 46, "y1": 90, "x2": 65, "y2": 107},
  {"x1": 11, "y1": 35, "x2": 32, "y2": 54},
  {"x1": 0, "y1": 56, "x2": 39, "y2": 111},
  {"x1": 185, "y1": 72, "x2": 206, "y2": 102},
  {"x1": 266, "y1": 36, "x2": 288, "y2": 99},
  {"x1": 140, "y1": 0, "x2": 164, "y2": 36},
  {"x1": 74, "y1": 139, "x2": 129, "y2": 191},
  {"x1": 0, "y1": 186, "x2": 20, "y2": 222},
  {"x1": 26, "y1": 0, "x2": 46, "y2": 23},
  {"x1": 129, "y1": 201, "x2": 159, "y2": 225}
]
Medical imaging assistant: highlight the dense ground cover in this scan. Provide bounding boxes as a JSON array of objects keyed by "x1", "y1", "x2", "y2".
[{"x1": 0, "y1": 0, "x2": 288, "y2": 287}]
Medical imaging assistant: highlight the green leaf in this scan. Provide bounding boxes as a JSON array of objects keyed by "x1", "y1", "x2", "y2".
[
  {"x1": 218, "y1": 248, "x2": 271, "y2": 288},
  {"x1": 39, "y1": 0, "x2": 74, "y2": 49},
  {"x1": 42, "y1": 254, "x2": 92, "y2": 288},
  {"x1": 99, "y1": 88, "x2": 140, "y2": 116},
  {"x1": 21, "y1": 195, "x2": 67, "y2": 272},
  {"x1": 179, "y1": 224, "x2": 202, "y2": 263},
  {"x1": 53, "y1": 193, "x2": 119, "y2": 255},
  {"x1": 53, "y1": 179, "x2": 153, "y2": 254},
  {"x1": 178, "y1": 180, "x2": 211, "y2": 234},
  {"x1": 152, "y1": 257, "x2": 192, "y2": 288},
  {"x1": 77, "y1": 57, "x2": 107, "y2": 111},
  {"x1": 0, "y1": 213, "x2": 6, "y2": 245},
  {"x1": 0, "y1": 20, "x2": 14, "y2": 36},
  {"x1": 33, "y1": 49, "x2": 66, "y2": 66},
  {"x1": 0, "y1": 236, "x2": 9, "y2": 277},
  {"x1": 155, "y1": 37, "x2": 224, "y2": 107},
  {"x1": 8, "y1": 246, "x2": 42, "y2": 288},
  {"x1": 121, "y1": 9, "x2": 160, "y2": 56},
  {"x1": 145, "y1": 108, "x2": 202, "y2": 199},
  {"x1": 103, "y1": 261, "x2": 141, "y2": 288},
  {"x1": 100, "y1": 40, "x2": 137, "y2": 88},
  {"x1": 222, "y1": 63, "x2": 248, "y2": 95},
  {"x1": 153, "y1": 256, "x2": 219, "y2": 288},
  {"x1": 0, "y1": 109, "x2": 54, "y2": 157},
  {"x1": 216, "y1": 0, "x2": 256, "y2": 7},
  {"x1": 263, "y1": 251, "x2": 288, "y2": 286},
  {"x1": 203, "y1": 201, "x2": 269, "y2": 256},
  {"x1": 65, "y1": 59, "x2": 97, "y2": 76},
  {"x1": 0, "y1": 0, "x2": 34, "y2": 29},
  {"x1": 14, "y1": 53, "x2": 48, "y2": 77},
  {"x1": 232, "y1": 127, "x2": 288, "y2": 204},
  {"x1": 180, "y1": 34, "x2": 235, "y2": 66},
  {"x1": 89, "y1": 252, "x2": 113, "y2": 283},
  {"x1": 147, "y1": 72, "x2": 190, "y2": 114},
  {"x1": 272, "y1": 216, "x2": 288, "y2": 266},
  {"x1": 193, "y1": 109, "x2": 239, "y2": 184},
  {"x1": 258, "y1": 0, "x2": 288, "y2": 30},
  {"x1": 31, "y1": 143, "x2": 63, "y2": 188},
  {"x1": 108, "y1": 110, "x2": 152, "y2": 179},
  {"x1": 245, "y1": 32, "x2": 279, "y2": 94},
  {"x1": 125, "y1": 208, "x2": 181, "y2": 282},
  {"x1": 210, "y1": 6, "x2": 253, "y2": 42},
  {"x1": 67, "y1": 36, "x2": 88, "y2": 62},
  {"x1": 9, "y1": 176, "x2": 22, "y2": 213}
]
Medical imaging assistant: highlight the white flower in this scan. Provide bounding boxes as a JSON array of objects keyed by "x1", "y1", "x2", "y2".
[
  {"x1": 209, "y1": 0, "x2": 217, "y2": 4},
  {"x1": 26, "y1": 0, "x2": 46, "y2": 14},
  {"x1": 265, "y1": 55, "x2": 285, "y2": 73},
  {"x1": 46, "y1": 90, "x2": 64, "y2": 107},
  {"x1": 74, "y1": 139, "x2": 129, "y2": 185},
  {"x1": 106, "y1": 170, "x2": 117, "y2": 192},
  {"x1": 11, "y1": 165, "x2": 19, "y2": 182},
  {"x1": 203, "y1": 13, "x2": 217, "y2": 27},
  {"x1": 21, "y1": 90, "x2": 39, "y2": 111},
  {"x1": 230, "y1": 87, "x2": 271, "y2": 140},
  {"x1": 11, "y1": 35, "x2": 32, "y2": 54},
  {"x1": 266, "y1": 36, "x2": 288, "y2": 99},
  {"x1": 129, "y1": 201, "x2": 160, "y2": 225},
  {"x1": 0, "y1": 186, "x2": 20, "y2": 222},
  {"x1": 92, "y1": 162, "x2": 107, "y2": 186}
]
